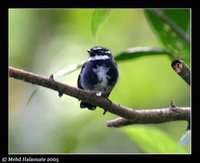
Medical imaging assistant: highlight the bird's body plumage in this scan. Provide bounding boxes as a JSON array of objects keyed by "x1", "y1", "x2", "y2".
[{"x1": 77, "y1": 46, "x2": 119, "y2": 111}]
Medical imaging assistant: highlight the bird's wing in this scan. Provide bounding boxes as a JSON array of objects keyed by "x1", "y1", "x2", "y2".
[{"x1": 77, "y1": 62, "x2": 86, "y2": 89}]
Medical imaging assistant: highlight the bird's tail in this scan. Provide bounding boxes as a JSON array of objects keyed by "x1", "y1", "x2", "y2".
[{"x1": 80, "y1": 101, "x2": 96, "y2": 110}]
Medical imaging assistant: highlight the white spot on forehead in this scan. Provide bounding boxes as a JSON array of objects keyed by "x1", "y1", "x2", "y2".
[
  {"x1": 92, "y1": 47, "x2": 110, "y2": 52},
  {"x1": 93, "y1": 47, "x2": 102, "y2": 50},
  {"x1": 88, "y1": 55, "x2": 110, "y2": 61}
]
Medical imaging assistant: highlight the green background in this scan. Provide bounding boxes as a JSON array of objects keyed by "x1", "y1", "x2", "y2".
[{"x1": 9, "y1": 9, "x2": 190, "y2": 153}]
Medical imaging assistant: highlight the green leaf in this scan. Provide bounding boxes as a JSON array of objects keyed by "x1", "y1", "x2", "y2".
[
  {"x1": 91, "y1": 9, "x2": 111, "y2": 39},
  {"x1": 123, "y1": 126, "x2": 188, "y2": 153},
  {"x1": 144, "y1": 9, "x2": 190, "y2": 66},
  {"x1": 115, "y1": 46, "x2": 172, "y2": 61},
  {"x1": 164, "y1": 9, "x2": 190, "y2": 32}
]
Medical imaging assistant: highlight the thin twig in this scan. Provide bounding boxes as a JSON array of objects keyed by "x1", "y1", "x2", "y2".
[{"x1": 9, "y1": 66, "x2": 190, "y2": 125}]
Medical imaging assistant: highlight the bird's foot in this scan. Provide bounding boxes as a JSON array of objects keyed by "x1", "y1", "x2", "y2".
[{"x1": 103, "y1": 109, "x2": 107, "y2": 115}]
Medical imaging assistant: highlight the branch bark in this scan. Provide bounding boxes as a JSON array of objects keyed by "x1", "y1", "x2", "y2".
[
  {"x1": 106, "y1": 107, "x2": 190, "y2": 128},
  {"x1": 9, "y1": 66, "x2": 190, "y2": 126},
  {"x1": 171, "y1": 60, "x2": 190, "y2": 86}
]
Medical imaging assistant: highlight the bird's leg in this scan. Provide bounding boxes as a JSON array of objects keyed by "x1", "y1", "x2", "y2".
[{"x1": 99, "y1": 93, "x2": 113, "y2": 115}]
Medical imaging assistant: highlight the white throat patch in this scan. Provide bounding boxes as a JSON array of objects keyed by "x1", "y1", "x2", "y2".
[{"x1": 88, "y1": 55, "x2": 110, "y2": 61}]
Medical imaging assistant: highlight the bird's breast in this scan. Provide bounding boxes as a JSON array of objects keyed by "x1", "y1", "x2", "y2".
[
  {"x1": 80, "y1": 59, "x2": 116, "y2": 93},
  {"x1": 92, "y1": 65, "x2": 111, "y2": 90}
]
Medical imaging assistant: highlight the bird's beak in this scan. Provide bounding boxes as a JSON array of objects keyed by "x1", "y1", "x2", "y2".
[{"x1": 87, "y1": 49, "x2": 91, "y2": 54}]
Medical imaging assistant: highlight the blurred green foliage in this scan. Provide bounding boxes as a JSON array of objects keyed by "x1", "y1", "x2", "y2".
[
  {"x1": 144, "y1": 9, "x2": 190, "y2": 65},
  {"x1": 123, "y1": 126, "x2": 187, "y2": 153},
  {"x1": 91, "y1": 9, "x2": 111, "y2": 41},
  {"x1": 9, "y1": 9, "x2": 190, "y2": 153}
]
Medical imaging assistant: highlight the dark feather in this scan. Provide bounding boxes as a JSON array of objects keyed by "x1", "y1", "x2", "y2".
[{"x1": 77, "y1": 62, "x2": 96, "y2": 110}]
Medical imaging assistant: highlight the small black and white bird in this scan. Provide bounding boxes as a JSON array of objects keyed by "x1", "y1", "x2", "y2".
[{"x1": 77, "y1": 46, "x2": 119, "y2": 112}]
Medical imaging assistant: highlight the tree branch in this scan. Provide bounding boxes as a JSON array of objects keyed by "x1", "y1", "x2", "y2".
[
  {"x1": 106, "y1": 107, "x2": 190, "y2": 128},
  {"x1": 9, "y1": 66, "x2": 190, "y2": 126},
  {"x1": 171, "y1": 60, "x2": 190, "y2": 86}
]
